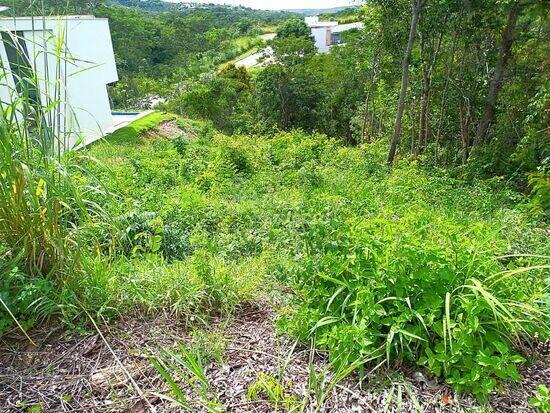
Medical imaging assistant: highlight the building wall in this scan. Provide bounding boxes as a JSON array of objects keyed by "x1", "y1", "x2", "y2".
[
  {"x1": 305, "y1": 16, "x2": 319, "y2": 26},
  {"x1": 311, "y1": 27, "x2": 331, "y2": 53},
  {"x1": 306, "y1": 18, "x2": 365, "y2": 54},
  {"x1": 0, "y1": 16, "x2": 118, "y2": 147}
]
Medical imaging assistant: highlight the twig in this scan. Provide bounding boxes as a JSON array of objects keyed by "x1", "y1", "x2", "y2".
[
  {"x1": 0, "y1": 296, "x2": 36, "y2": 346},
  {"x1": 82, "y1": 308, "x2": 155, "y2": 412}
]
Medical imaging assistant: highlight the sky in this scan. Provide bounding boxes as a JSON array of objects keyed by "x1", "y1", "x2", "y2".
[{"x1": 165, "y1": 0, "x2": 359, "y2": 11}]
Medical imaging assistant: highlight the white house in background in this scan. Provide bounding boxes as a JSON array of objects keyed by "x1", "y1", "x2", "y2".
[
  {"x1": 0, "y1": 15, "x2": 118, "y2": 147},
  {"x1": 305, "y1": 16, "x2": 365, "y2": 53}
]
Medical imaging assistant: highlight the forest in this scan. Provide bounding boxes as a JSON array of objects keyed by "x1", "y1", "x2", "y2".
[
  {"x1": 0, "y1": 0, "x2": 548, "y2": 412},
  {"x1": 169, "y1": 3, "x2": 549, "y2": 186}
]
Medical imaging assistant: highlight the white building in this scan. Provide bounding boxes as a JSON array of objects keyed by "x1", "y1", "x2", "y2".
[
  {"x1": 0, "y1": 15, "x2": 118, "y2": 147},
  {"x1": 305, "y1": 16, "x2": 364, "y2": 53}
]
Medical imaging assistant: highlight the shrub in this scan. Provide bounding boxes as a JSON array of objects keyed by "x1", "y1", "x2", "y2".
[
  {"x1": 528, "y1": 170, "x2": 550, "y2": 215},
  {"x1": 0, "y1": 245, "x2": 55, "y2": 335},
  {"x1": 277, "y1": 165, "x2": 548, "y2": 401},
  {"x1": 173, "y1": 135, "x2": 191, "y2": 156},
  {"x1": 113, "y1": 211, "x2": 163, "y2": 256}
]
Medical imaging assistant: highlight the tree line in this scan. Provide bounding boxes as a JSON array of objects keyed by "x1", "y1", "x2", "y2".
[
  {"x1": 6, "y1": 0, "x2": 296, "y2": 108},
  {"x1": 171, "y1": 2, "x2": 548, "y2": 201},
  {"x1": 4, "y1": 0, "x2": 549, "y2": 203}
]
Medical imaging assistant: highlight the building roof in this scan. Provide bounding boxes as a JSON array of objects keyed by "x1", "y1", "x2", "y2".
[
  {"x1": 308, "y1": 21, "x2": 338, "y2": 28},
  {"x1": 331, "y1": 22, "x2": 365, "y2": 33}
]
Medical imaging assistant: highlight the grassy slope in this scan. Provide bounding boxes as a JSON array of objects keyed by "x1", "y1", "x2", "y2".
[
  {"x1": 104, "y1": 112, "x2": 172, "y2": 144},
  {"x1": 218, "y1": 35, "x2": 267, "y2": 70},
  {"x1": 81, "y1": 115, "x2": 547, "y2": 399}
]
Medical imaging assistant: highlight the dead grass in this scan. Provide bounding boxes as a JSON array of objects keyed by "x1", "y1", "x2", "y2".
[{"x1": 0, "y1": 300, "x2": 547, "y2": 412}]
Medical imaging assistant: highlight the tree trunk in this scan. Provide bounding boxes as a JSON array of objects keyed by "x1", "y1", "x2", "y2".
[
  {"x1": 371, "y1": 94, "x2": 377, "y2": 138},
  {"x1": 361, "y1": 86, "x2": 374, "y2": 143},
  {"x1": 459, "y1": 99, "x2": 472, "y2": 164},
  {"x1": 361, "y1": 52, "x2": 381, "y2": 143},
  {"x1": 474, "y1": 2, "x2": 521, "y2": 145},
  {"x1": 410, "y1": 100, "x2": 416, "y2": 154},
  {"x1": 387, "y1": 0, "x2": 426, "y2": 165},
  {"x1": 434, "y1": 32, "x2": 457, "y2": 165},
  {"x1": 417, "y1": 29, "x2": 443, "y2": 155},
  {"x1": 418, "y1": 68, "x2": 431, "y2": 153}
]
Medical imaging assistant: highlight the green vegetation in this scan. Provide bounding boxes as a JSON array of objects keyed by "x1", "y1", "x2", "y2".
[
  {"x1": 97, "y1": 4, "x2": 288, "y2": 109},
  {"x1": 149, "y1": 341, "x2": 224, "y2": 411},
  {"x1": 530, "y1": 384, "x2": 550, "y2": 412},
  {"x1": 276, "y1": 18, "x2": 313, "y2": 39},
  {"x1": 247, "y1": 373, "x2": 299, "y2": 410},
  {"x1": 83, "y1": 116, "x2": 547, "y2": 400},
  {"x1": 1, "y1": 102, "x2": 548, "y2": 402},
  {"x1": 7, "y1": 0, "x2": 295, "y2": 109},
  {"x1": 0, "y1": 30, "x2": 112, "y2": 335},
  {"x1": 1, "y1": 0, "x2": 549, "y2": 408},
  {"x1": 319, "y1": 6, "x2": 364, "y2": 23},
  {"x1": 171, "y1": 2, "x2": 549, "y2": 199},
  {"x1": 96, "y1": 111, "x2": 171, "y2": 144}
]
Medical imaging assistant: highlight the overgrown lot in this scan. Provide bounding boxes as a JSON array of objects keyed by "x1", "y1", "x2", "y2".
[{"x1": 1, "y1": 113, "x2": 548, "y2": 407}]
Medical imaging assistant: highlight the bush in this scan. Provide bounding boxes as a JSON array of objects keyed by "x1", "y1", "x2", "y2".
[
  {"x1": 0, "y1": 245, "x2": 54, "y2": 335},
  {"x1": 82, "y1": 122, "x2": 548, "y2": 401},
  {"x1": 528, "y1": 170, "x2": 550, "y2": 215},
  {"x1": 278, "y1": 165, "x2": 548, "y2": 400}
]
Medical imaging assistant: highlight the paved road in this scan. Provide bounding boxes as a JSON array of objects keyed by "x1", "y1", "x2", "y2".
[
  {"x1": 235, "y1": 33, "x2": 275, "y2": 68},
  {"x1": 235, "y1": 46, "x2": 274, "y2": 68}
]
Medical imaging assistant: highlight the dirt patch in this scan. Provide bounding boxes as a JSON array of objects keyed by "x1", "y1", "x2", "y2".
[
  {"x1": 0, "y1": 303, "x2": 546, "y2": 412},
  {"x1": 151, "y1": 120, "x2": 186, "y2": 138},
  {"x1": 157, "y1": 120, "x2": 185, "y2": 138},
  {"x1": 143, "y1": 120, "x2": 198, "y2": 141}
]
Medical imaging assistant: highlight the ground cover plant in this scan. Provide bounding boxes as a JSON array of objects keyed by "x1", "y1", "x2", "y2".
[
  {"x1": 1, "y1": 0, "x2": 548, "y2": 409},
  {"x1": 74, "y1": 113, "x2": 549, "y2": 403}
]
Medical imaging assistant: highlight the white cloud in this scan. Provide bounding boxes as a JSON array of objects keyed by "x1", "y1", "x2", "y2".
[{"x1": 164, "y1": 0, "x2": 360, "y2": 11}]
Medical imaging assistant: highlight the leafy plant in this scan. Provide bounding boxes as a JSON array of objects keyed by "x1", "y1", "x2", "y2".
[
  {"x1": 247, "y1": 372, "x2": 298, "y2": 411},
  {"x1": 530, "y1": 384, "x2": 550, "y2": 413},
  {"x1": 149, "y1": 343, "x2": 224, "y2": 412}
]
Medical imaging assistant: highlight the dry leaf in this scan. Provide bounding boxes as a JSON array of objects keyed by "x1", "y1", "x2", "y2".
[{"x1": 442, "y1": 394, "x2": 452, "y2": 405}]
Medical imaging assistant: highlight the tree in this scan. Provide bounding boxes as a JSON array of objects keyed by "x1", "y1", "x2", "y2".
[
  {"x1": 387, "y1": 0, "x2": 427, "y2": 164},
  {"x1": 254, "y1": 65, "x2": 293, "y2": 129},
  {"x1": 9, "y1": 0, "x2": 103, "y2": 14},
  {"x1": 276, "y1": 18, "x2": 312, "y2": 39},
  {"x1": 474, "y1": 1, "x2": 522, "y2": 146},
  {"x1": 271, "y1": 35, "x2": 316, "y2": 66}
]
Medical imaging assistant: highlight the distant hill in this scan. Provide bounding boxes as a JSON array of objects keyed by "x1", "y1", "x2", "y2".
[
  {"x1": 318, "y1": 5, "x2": 363, "y2": 23},
  {"x1": 110, "y1": 0, "x2": 175, "y2": 12},
  {"x1": 281, "y1": 5, "x2": 360, "y2": 16},
  {"x1": 110, "y1": 1, "x2": 359, "y2": 16},
  {"x1": 111, "y1": 0, "x2": 299, "y2": 19}
]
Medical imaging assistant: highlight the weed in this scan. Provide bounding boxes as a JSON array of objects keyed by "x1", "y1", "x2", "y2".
[
  {"x1": 530, "y1": 384, "x2": 550, "y2": 413},
  {"x1": 149, "y1": 343, "x2": 224, "y2": 412},
  {"x1": 247, "y1": 372, "x2": 298, "y2": 411},
  {"x1": 190, "y1": 328, "x2": 226, "y2": 365}
]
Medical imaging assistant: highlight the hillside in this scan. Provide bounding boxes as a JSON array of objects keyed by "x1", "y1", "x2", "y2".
[
  {"x1": 283, "y1": 5, "x2": 360, "y2": 15},
  {"x1": 0, "y1": 1, "x2": 548, "y2": 411},
  {"x1": 1, "y1": 113, "x2": 547, "y2": 411}
]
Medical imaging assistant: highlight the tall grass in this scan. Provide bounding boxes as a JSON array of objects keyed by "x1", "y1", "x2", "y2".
[
  {"x1": 1, "y1": 28, "x2": 74, "y2": 275},
  {"x1": 0, "y1": 19, "x2": 111, "y2": 334}
]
